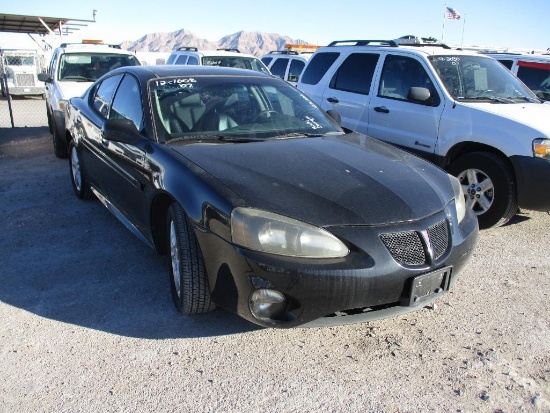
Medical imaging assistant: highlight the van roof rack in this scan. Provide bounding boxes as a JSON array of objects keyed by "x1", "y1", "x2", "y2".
[
  {"x1": 216, "y1": 48, "x2": 241, "y2": 53},
  {"x1": 327, "y1": 40, "x2": 398, "y2": 47},
  {"x1": 176, "y1": 46, "x2": 198, "y2": 51},
  {"x1": 59, "y1": 42, "x2": 121, "y2": 49}
]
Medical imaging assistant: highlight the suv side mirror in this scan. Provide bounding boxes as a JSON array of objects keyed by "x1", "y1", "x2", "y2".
[
  {"x1": 288, "y1": 74, "x2": 299, "y2": 82},
  {"x1": 102, "y1": 118, "x2": 143, "y2": 145},
  {"x1": 407, "y1": 87, "x2": 440, "y2": 106},
  {"x1": 37, "y1": 73, "x2": 52, "y2": 83}
]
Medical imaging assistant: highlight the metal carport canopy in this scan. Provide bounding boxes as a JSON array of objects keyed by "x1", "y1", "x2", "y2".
[{"x1": 0, "y1": 13, "x2": 93, "y2": 36}]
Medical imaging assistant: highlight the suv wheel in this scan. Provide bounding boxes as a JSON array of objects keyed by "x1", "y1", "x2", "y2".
[
  {"x1": 448, "y1": 152, "x2": 518, "y2": 229},
  {"x1": 52, "y1": 119, "x2": 69, "y2": 158}
]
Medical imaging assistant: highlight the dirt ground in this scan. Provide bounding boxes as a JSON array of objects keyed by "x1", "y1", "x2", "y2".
[{"x1": 0, "y1": 127, "x2": 549, "y2": 412}]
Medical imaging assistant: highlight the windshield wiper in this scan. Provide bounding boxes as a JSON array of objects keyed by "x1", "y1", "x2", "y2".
[
  {"x1": 458, "y1": 96, "x2": 514, "y2": 103},
  {"x1": 269, "y1": 132, "x2": 327, "y2": 139}
]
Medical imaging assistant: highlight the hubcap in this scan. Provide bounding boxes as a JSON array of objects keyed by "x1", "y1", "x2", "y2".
[
  {"x1": 170, "y1": 221, "x2": 181, "y2": 298},
  {"x1": 457, "y1": 168, "x2": 494, "y2": 215},
  {"x1": 71, "y1": 147, "x2": 82, "y2": 191}
]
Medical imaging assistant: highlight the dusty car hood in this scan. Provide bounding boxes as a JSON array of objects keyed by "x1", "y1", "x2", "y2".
[{"x1": 170, "y1": 133, "x2": 454, "y2": 226}]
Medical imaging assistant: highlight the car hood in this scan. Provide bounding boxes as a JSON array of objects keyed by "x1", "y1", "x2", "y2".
[
  {"x1": 57, "y1": 81, "x2": 92, "y2": 100},
  {"x1": 461, "y1": 101, "x2": 550, "y2": 135},
  {"x1": 170, "y1": 133, "x2": 454, "y2": 226}
]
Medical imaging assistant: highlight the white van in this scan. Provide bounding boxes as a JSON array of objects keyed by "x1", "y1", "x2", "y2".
[
  {"x1": 298, "y1": 40, "x2": 550, "y2": 228},
  {"x1": 481, "y1": 52, "x2": 550, "y2": 102},
  {"x1": 38, "y1": 41, "x2": 141, "y2": 158}
]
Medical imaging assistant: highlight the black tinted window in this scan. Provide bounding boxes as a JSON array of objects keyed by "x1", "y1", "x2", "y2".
[
  {"x1": 175, "y1": 55, "x2": 187, "y2": 65},
  {"x1": 288, "y1": 60, "x2": 306, "y2": 80},
  {"x1": 497, "y1": 59, "x2": 514, "y2": 70},
  {"x1": 262, "y1": 57, "x2": 273, "y2": 66},
  {"x1": 111, "y1": 74, "x2": 144, "y2": 130},
  {"x1": 270, "y1": 58, "x2": 289, "y2": 78},
  {"x1": 330, "y1": 53, "x2": 379, "y2": 94},
  {"x1": 93, "y1": 74, "x2": 123, "y2": 117},
  {"x1": 300, "y1": 52, "x2": 339, "y2": 85}
]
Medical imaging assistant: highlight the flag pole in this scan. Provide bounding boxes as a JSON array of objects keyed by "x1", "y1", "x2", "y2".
[
  {"x1": 441, "y1": 4, "x2": 447, "y2": 42},
  {"x1": 461, "y1": 14, "x2": 466, "y2": 48}
]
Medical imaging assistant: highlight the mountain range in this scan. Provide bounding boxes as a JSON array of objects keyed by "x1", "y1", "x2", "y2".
[{"x1": 120, "y1": 28, "x2": 312, "y2": 57}]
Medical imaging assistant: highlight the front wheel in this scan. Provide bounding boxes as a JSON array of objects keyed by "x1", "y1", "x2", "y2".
[
  {"x1": 447, "y1": 152, "x2": 517, "y2": 229},
  {"x1": 52, "y1": 119, "x2": 69, "y2": 158},
  {"x1": 167, "y1": 203, "x2": 215, "y2": 315},
  {"x1": 69, "y1": 141, "x2": 92, "y2": 200}
]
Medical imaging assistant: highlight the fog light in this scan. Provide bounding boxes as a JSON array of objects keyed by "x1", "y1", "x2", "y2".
[{"x1": 249, "y1": 289, "x2": 286, "y2": 321}]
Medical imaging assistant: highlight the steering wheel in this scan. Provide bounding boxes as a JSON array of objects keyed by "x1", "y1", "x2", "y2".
[{"x1": 252, "y1": 110, "x2": 278, "y2": 123}]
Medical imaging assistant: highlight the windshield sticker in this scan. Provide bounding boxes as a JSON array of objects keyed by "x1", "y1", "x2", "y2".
[
  {"x1": 434, "y1": 56, "x2": 460, "y2": 65},
  {"x1": 205, "y1": 60, "x2": 222, "y2": 66},
  {"x1": 304, "y1": 115, "x2": 322, "y2": 130},
  {"x1": 154, "y1": 78, "x2": 197, "y2": 89}
]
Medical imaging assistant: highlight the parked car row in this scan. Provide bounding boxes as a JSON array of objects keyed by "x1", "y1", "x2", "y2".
[{"x1": 34, "y1": 39, "x2": 548, "y2": 329}]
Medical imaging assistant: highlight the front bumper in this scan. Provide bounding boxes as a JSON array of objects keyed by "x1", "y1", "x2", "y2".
[
  {"x1": 511, "y1": 155, "x2": 550, "y2": 212},
  {"x1": 198, "y1": 208, "x2": 479, "y2": 328}
]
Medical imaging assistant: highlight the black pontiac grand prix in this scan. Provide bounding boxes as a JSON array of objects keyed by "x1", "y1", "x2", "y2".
[{"x1": 64, "y1": 65, "x2": 478, "y2": 328}]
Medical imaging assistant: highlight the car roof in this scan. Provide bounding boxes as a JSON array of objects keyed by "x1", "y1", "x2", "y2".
[
  {"x1": 110, "y1": 64, "x2": 274, "y2": 82},
  {"x1": 56, "y1": 42, "x2": 135, "y2": 55},
  {"x1": 315, "y1": 39, "x2": 489, "y2": 58},
  {"x1": 171, "y1": 48, "x2": 259, "y2": 58},
  {"x1": 481, "y1": 51, "x2": 550, "y2": 62}
]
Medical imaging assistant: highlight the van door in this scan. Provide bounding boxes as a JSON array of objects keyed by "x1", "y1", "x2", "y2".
[
  {"x1": 320, "y1": 52, "x2": 380, "y2": 133},
  {"x1": 367, "y1": 53, "x2": 444, "y2": 156}
]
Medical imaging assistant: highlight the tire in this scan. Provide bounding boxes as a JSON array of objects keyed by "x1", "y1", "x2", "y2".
[
  {"x1": 447, "y1": 152, "x2": 518, "y2": 229},
  {"x1": 52, "y1": 119, "x2": 69, "y2": 158},
  {"x1": 167, "y1": 203, "x2": 215, "y2": 315},
  {"x1": 69, "y1": 141, "x2": 92, "y2": 200}
]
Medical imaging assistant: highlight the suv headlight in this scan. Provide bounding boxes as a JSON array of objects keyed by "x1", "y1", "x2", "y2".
[
  {"x1": 231, "y1": 207, "x2": 349, "y2": 258},
  {"x1": 533, "y1": 139, "x2": 550, "y2": 160},
  {"x1": 449, "y1": 174, "x2": 466, "y2": 223}
]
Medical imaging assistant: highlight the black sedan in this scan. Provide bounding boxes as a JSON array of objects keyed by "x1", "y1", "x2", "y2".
[{"x1": 65, "y1": 65, "x2": 478, "y2": 328}]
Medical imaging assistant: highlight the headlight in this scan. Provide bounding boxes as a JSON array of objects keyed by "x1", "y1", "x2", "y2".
[
  {"x1": 449, "y1": 174, "x2": 466, "y2": 223},
  {"x1": 231, "y1": 207, "x2": 349, "y2": 258},
  {"x1": 533, "y1": 139, "x2": 550, "y2": 160}
]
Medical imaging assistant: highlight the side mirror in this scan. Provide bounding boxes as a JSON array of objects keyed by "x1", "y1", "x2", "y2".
[
  {"x1": 102, "y1": 118, "x2": 143, "y2": 145},
  {"x1": 407, "y1": 87, "x2": 431, "y2": 103},
  {"x1": 37, "y1": 73, "x2": 52, "y2": 83},
  {"x1": 288, "y1": 74, "x2": 299, "y2": 82}
]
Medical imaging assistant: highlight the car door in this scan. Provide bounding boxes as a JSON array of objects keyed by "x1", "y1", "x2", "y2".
[
  {"x1": 98, "y1": 73, "x2": 155, "y2": 236},
  {"x1": 79, "y1": 73, "x2": 125, "y2": 194},
  {"x1": 367, "y1": 53, "x2": 444, "y2": 155},
  {"x1": 320, "y1": 52, "x2": 380, "y2": 134}
]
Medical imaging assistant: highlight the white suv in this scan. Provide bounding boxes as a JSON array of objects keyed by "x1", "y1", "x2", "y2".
[
  {"x1": 298, "y1": 39, "x2": 550, "y2": 228},
  {"x1": 261, "y1": 50, "x2": 312, "y2": 86},
  {"x1": 166, "y1": 47, "x2": 270, "y2": 74},
  {"x1": 38, "y1": 41, "x2": 140, "y2": 157},
  {"x1": 481, "y1": 52, "x2": 550, "y2": 102}
]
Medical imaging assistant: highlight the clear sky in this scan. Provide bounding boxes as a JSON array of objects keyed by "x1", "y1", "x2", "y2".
[{"x1": 1, "y1": 0, "x2": 548, "y2": 52}]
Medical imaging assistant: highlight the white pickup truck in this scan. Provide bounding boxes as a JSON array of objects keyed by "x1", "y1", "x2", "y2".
[
  {"x1": 298, "y1": 40, "x2": 550, "y2": 228},
  {"x1": 0, "y1": 49, "x2": 45, "y2": 98}
]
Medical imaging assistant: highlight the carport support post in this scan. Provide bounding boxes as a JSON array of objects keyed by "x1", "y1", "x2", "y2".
[{"x1": 2, "y1": 72, "x2": 15, "y2": 128}]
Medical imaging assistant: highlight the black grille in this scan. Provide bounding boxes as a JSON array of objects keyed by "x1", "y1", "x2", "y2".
[
  {"x1": 428, "y1": 219, "x2": 449, "y2": 260},
  {"x1": 380, "y1": 231, "x2": 426, "y2": 265},
  {"x1": 380, "y1": 219, "x2": 450, "y2": 266}
]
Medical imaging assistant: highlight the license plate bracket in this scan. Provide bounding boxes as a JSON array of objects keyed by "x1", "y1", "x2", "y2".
[{"x1": 407, "y1": 266, "x2": 452, "y2": 307}]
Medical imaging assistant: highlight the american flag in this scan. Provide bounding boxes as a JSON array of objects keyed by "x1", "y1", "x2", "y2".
[{"x1": 445, "y1": 7, "x2": 461, "y2": 19}]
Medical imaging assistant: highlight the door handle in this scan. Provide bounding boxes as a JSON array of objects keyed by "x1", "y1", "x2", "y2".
[
  {"x1": 327, "y1": 97, "x2": 339, "y2": 103},
  {"x1": 374, "y1": 106, "x2": 390, "y2": 113}
]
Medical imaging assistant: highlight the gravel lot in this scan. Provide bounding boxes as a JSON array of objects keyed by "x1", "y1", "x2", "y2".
[{"x1": 1, "y1": 127, "x2": 549, "y2": 412}]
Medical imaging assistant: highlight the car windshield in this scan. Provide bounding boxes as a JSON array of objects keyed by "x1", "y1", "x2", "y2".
[
  {"x1": 429, "y1": 55, "x2": 539, "y2": 102},
  {"x1": 58, "y1": 53, "x2": 141, "y2": 82},
  {"x1": 150, "y1": 75, "x2": 342, "y2": 143},
  {"x1": 201, "y1": 56, "x2": 271, "y2": 74}
]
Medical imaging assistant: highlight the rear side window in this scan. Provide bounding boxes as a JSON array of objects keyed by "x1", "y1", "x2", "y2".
[
  {"x1": 330, "y1": 53, "x2": 379, "y2": 94},
  {"x1": 262, "y1": 57, "x2": 273, "y2": 66},
  {"x1": 175, "y1": 55, "x2": 188, "y2": 65},
  {"x1": 497, "y1": 59, "x2": 514, "y2": 70},
  {"x1": 300, "y1": 52, "x2": 339, "y2": 85},
  {"x1": 288, "y1": 60, "x2": 306, "y2": 80},
  {"x1": 110, "y1": 74, "x2": 144, "y2": 131},
  {"x1": 270, "y1": 58, "x2": 289, "y2": 79},
  {"x1": 92, "y1": 74, "x2": 123, "y2": 117}
]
